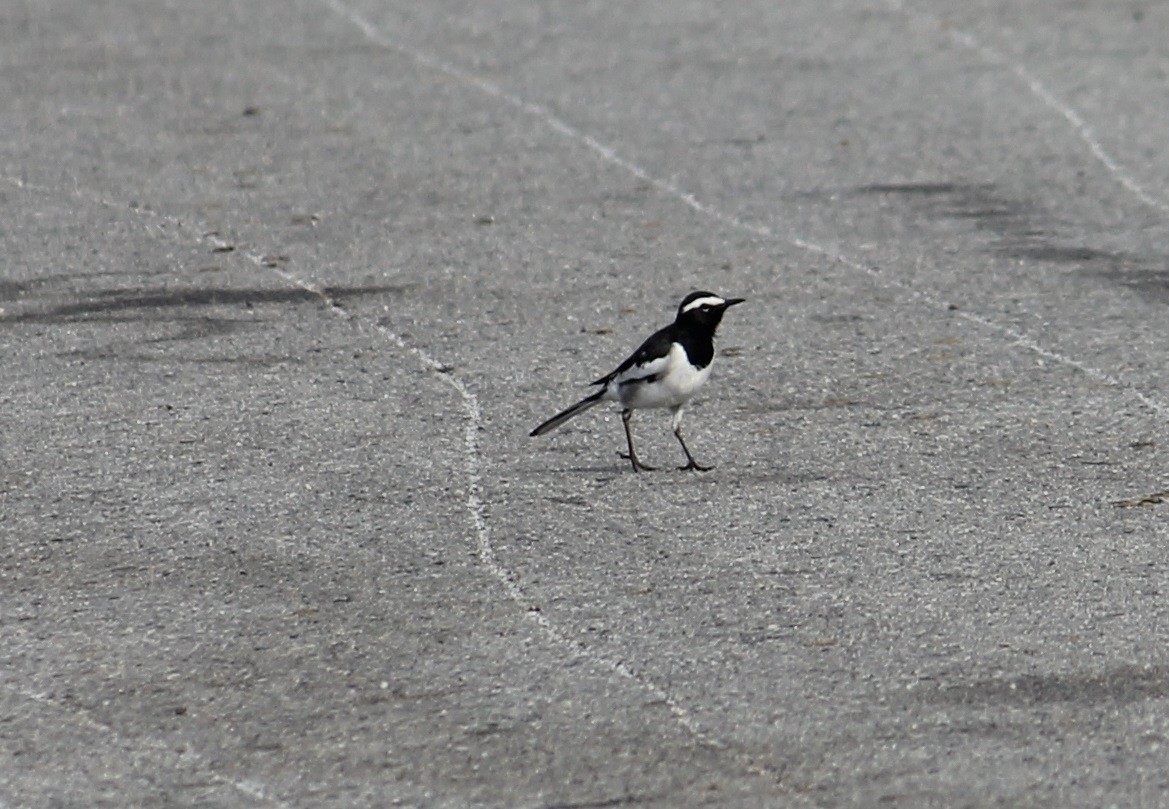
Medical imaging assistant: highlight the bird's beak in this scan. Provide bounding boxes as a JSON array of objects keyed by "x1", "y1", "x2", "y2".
[{"x1": 722, "y1": 297, "x2": 746, "y2": 308}]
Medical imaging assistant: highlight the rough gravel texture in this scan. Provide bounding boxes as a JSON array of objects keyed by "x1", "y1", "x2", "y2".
[{"x1": 4, "y1": 1, "x2": 1169, "y2": 807}]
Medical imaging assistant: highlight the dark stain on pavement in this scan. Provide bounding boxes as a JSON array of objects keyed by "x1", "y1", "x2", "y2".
[
  {"x1": 1, "y1": 282, "x2": 407, "y2": 364},
  {"x1": 912, "y1": 665, "x2": 1169, "y2": 707},
  {"x1": 855, "y1": 182, "x2": 1037, "y2": 246},
  {"x1": 854, "y1": 181, "x2": 1169, "y2": 300},
  {"x1": 0, "y1": 284, "x2": 407, "y2": 323}
]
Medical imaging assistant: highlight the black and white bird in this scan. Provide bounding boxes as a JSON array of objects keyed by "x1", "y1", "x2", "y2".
[{"x1": 530, "y1": 291, "x2": 745, "y2": 472}]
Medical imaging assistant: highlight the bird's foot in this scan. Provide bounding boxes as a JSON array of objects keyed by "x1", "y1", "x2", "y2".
[
  {"x1": 678, "y1": 459, "x2": 714, "y2": 472},
  {"x1": 618, "y1": 452, "x2": 657, "y2": 472}
]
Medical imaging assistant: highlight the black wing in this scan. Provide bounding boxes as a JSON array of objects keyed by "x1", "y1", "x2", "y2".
[{"x1": 590, "y1": 323, "x2": 677, "y2": 386}]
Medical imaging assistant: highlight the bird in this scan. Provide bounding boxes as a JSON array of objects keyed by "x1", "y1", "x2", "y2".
[{"x1": 530, "y1": 291, "x2": 745, "y2": 472}]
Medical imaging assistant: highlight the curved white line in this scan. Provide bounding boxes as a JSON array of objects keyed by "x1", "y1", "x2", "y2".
[
  {"x1": 0, "y1": 184, "x2": 294, "y2": 809},
  {"x1": 889, "y1": 0, "x2": 1169, "y2": 216},
  {"x1": 949, "y1": 32, "x2": 1169, "y2": 216},
  {"x1": 266, "y1": 266, "x2": 718, "y2": 746},
  {"x1": 15, "y1": 0, "x2": 1165, "y2": 789},
  {"x1": 0, "y1": 15, "x2": 758, "y2": 794},
  {"x1": 314, "y1": 0, "x2": 1169, "y2": 780},
  {"x1": 0, "y1": 680, "x2": 292, "y2": 808},
  {"x1": 312, "y1": 0, "x2": 756, "y2": 754},
  {"x1": 316, "y1": 0, "x2": 1169, "y2": 422}
]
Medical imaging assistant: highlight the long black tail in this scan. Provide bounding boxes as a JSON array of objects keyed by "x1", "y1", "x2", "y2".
[{"x1": 530, "y1": 389, "x2": 605, "y2": 436}]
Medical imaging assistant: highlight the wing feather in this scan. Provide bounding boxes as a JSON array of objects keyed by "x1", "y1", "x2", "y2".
[{"x1": 591, "y1": 325, "x2": 676, "y2": 386}]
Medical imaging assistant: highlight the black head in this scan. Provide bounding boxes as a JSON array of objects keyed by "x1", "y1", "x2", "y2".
[{"x1": 674, "y1": 291, "x2": 745, "y2": 331}]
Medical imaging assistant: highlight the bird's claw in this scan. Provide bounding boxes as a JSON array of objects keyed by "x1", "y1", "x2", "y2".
[{"x1": 679, "y1": 460, "x2": 713, "y2": 472}]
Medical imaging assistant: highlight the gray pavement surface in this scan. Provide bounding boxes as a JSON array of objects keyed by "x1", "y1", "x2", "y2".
[{"x1": 3, "y1": 0, "x2": 1169, "y2": 806}]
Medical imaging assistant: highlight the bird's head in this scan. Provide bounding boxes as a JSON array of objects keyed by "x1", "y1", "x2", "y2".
[{"x1": 675, "y1": 291, "x2": 745, "y2": 330}]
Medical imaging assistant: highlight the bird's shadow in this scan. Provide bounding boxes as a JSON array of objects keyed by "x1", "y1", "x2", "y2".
[{"x1": 543, "y1": 465, "x2": 629, "y2": 475}]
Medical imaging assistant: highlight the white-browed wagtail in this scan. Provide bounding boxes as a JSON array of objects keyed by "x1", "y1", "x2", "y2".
[{"x1": 530, "y1": 291, "x2": 745, "y2": 472}]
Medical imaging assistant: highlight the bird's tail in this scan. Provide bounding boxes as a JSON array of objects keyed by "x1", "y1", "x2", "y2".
[{"x1": 530, "y1": 389, "x2": 605, "y2": 437}]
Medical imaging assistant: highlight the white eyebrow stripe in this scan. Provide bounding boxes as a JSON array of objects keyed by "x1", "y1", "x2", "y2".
[{"x1": 681, "y1": 295, "x2": 725, "y2": 313}]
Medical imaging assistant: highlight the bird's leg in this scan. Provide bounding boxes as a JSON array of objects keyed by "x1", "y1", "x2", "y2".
[
  {"x1": 618, "y1": 409, "x2": 656, "y2": 472},
  {"x1": 672, "y1": 406, "x2": 712, "y2": 472}
]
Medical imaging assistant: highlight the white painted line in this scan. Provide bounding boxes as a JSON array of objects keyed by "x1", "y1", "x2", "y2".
[
  {"x1": 315, "y1": 0, "x2": 1169, "y2": 422},
  {"x1": 263, "y1": 260, "x2": 721, "y2": 744},
  {"x1": 10, "y1": 0, "x2": 1168, "y2": 784},
  {"x1": 312, "y1": 0, "x2": 1169, "y2": 779},
  {"x1": 949, "y1": 30, "x2": 1169, "y2": 217},
  {"x1": 889, "y1": 0, "x2": 1169, "y2": 216},
  {"x1": 0, "y1": 680, "x2": 292, "y2": 808}
]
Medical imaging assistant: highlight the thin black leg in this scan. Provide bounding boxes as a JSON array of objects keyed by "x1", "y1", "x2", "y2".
[
  {"x1": 617, "y1": 409, "x2": 656, "y2": 472},
  {"x1": 672, "y1": 407, "x2": 712, "y2": 472}
]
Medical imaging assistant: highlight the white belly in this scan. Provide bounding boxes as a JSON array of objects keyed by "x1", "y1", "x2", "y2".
[{"x1": 616, "y1": 343, "x2": 711, "y2": 409}]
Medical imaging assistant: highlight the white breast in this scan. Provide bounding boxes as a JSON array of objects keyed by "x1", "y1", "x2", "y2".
[{"x1": 617, "y1": 343, "x2": 711, "y2": 409}]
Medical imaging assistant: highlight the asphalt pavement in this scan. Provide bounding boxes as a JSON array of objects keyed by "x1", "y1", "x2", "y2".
[{"x1": 4, "y1": 0, "x2": 1169, "y2": 806}]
